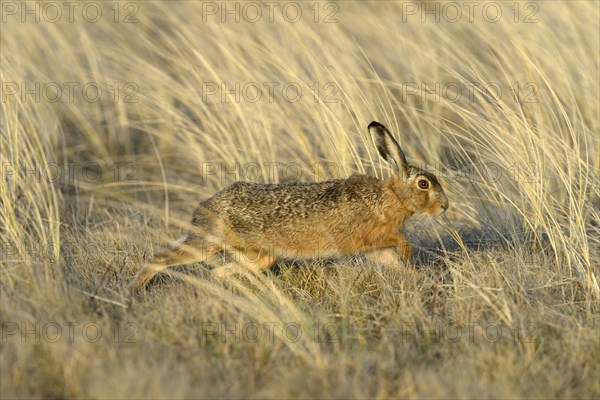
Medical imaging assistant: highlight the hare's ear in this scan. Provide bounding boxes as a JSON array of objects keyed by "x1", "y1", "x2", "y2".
[{"x1": 368, "y1": 121, "x2": 409, "y2": 179}]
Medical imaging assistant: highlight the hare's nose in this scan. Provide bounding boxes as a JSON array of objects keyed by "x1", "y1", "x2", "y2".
[{"x1": 441, "y1": 202, "x2": 449, "y2": 212}]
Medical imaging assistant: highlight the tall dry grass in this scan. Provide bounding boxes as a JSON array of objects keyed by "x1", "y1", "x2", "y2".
[{"x1": 1, "y1": 1, "x2": 599, "y2": 398}]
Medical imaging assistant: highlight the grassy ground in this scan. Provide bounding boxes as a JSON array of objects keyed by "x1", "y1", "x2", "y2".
[{"x1": 1, "y1": 1, "x2": 599, "y2": 398}]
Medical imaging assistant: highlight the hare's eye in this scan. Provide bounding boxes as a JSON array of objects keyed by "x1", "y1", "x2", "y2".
[{"x1": 418, "y1": 180, "x2": 430, "y2": 190}]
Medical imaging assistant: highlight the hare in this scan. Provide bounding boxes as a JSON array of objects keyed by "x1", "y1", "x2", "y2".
[{"x1": 130, "y1": 121, "x2": 448, "y2": 293}]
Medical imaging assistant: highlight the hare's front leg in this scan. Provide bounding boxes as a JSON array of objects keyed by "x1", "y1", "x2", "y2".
[
  {"x1": 364, "y1": 232, "x2": 412, "y2": 266},
  {"x1": 395, "y1": 233, "x2": 412, "y2": 262}
]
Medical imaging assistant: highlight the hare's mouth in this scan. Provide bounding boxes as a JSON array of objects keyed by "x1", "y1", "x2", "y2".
[
  {"x1": 432, "y1": 203, "x2": 448, "y2": 216},
  {"x1": 439, "y1": 204, "x2": 449, "y2": 215}
]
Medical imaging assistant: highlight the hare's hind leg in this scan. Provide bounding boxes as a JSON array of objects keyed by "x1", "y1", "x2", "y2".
[
  {"x1": 212, "y1": 249, "x2": 276, "y2": 278},
  {"x1": 130, "y1": 235, "x2": 221, "y2": 294}
]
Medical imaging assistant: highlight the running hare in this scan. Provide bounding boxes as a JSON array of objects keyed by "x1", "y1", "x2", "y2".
[{"x1": 131, "y1": 121, "x2": 448, "y2": 292}]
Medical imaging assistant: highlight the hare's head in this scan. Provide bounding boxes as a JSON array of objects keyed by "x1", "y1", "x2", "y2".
[{"x1": 369, "y1": 121, "x2": 449, "y2": 216}]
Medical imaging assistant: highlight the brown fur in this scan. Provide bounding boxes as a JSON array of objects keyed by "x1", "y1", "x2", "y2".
[{"x1": 130, "y1": 121, "x2": 449, "y2": 293}]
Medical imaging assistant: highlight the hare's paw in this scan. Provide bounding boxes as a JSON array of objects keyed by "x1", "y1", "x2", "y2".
[
  {"x1": 212, "y1": 263, "x2": 246, "y2": 279},
  {"x1": 130, "y1": 265, "x2": 161, "y2": 294},
  {"x1": 364, "y1": 248, "x2": 403, "y2": 266}
]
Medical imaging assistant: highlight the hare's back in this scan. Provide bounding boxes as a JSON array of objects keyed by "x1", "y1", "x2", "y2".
[
  {"x1": 201, "y1": 176, "x2": 382, "y2": 228},
  {"x1": 213, "y1": 179, "x2": 348, "y2": 213}
]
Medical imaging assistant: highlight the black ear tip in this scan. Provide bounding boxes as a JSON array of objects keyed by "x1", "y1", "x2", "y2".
[{"x1": 368, "y1": 121, "x2": 385, "y2": 129}]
